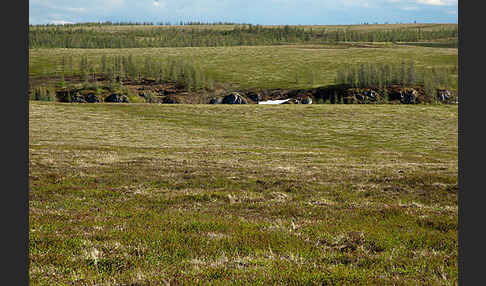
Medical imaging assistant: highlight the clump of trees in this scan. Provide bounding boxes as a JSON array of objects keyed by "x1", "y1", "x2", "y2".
[
  {"x1": 29, "y1": 86, "x2": 57, "y2": 101},
  {"x1": 53, "y1": 54, "x2": 215, "y2": 91},
  {"x1": 335, "y1": 61, "x2": 457, "y2": 100}
]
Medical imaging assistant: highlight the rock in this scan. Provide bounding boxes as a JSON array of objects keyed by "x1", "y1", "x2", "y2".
[
  {"x1": 400, "y1": 88, "x2": 417, "y2": 104},
  {"x1": 246, "y1": 92, "x2": 261, "y2": 103},
  {"x1": 437, "y1": 89, "x2": 451, "y2": 102},
  {"x1": 105, "y1": 93, "x2": 129, "y2": 103},
  {"x1": 301, "y1": 97, "x2": 313, "y2": 104},
  {"x1": 222, "y1": 92, "x2": 248, "y2": 104},
  {"x1": 85, "y1": 93, "x2": 101, "y2": 103},
  {"x1": 209, "y1": 97, "x2": 223, "y2": 104},
  {"x1": 364, "y1": 89, "x2": 377, "y2": 100},
  {"x1": 162, "y1": 96, "x2": 178, "y2": 104},
  {"x1": 70, "y1": 92, "x2": 86, "y2": 103}
]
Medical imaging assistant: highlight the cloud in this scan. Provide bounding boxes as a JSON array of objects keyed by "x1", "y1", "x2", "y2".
[
  {"x1": 50, "y1": 20, "x2": 74, "y2": 24},
  {"x1": 401, "y1": 6, "x2": 420, "y2": 10},
  {"x1": 415, "y1": 0, "x2": 455, "y2": 6},
  {"x1": 62, "y1": 7, "x2": 87, "y2": 13},
  {"x1": 385, "y1": 0, "x2": 456, "y2": 5}
]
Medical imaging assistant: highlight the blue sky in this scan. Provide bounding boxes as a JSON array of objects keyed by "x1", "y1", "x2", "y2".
[{"x1": 29, "y1": 0, "x2": 458, "y2": 25}]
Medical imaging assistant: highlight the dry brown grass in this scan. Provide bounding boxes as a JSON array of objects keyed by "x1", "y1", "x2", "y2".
[{"x1": 29, "y1": 102, "x2": 458, "y2": 285}]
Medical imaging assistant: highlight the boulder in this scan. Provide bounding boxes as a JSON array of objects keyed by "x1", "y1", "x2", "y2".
[
  {"x1": 400, "y1": 89, "x2": 417, "y2": 104},
  {"x1": 246, "y1": 92, "x2": 261, "y2": 103},
  {"x1": 162, "y1": 96, "x2": 179, "y2": 104},
  {"x1": 355, "y1": 93, "x2": 364, "y2": 101},
  {"x1": 222, "y1": 92, "x2": 248, "y2": 104},
  {"x1": 209, "y1": 97, "x2": 223, "y2": 104},
  {"x1": 301, "y1": 97, "x2": 313, "y2": 104},
  {"x1": 85, "y1": 93, "x2": 101, "y2": 103},
  {"x1": 105, "y1": 93, "x2": 129, "y2": 103},
  {"x1": 70, "y1": 92, "x2": 86, "y2": 103},
  {"x1": 363, "y1": 89, "x2": 377, "y2": 100},
  {"x1": 437, "y1": 89, "x2": 451, "y2": 102}
]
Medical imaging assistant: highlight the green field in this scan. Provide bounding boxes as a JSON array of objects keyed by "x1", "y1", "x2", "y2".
[
  {"x1": 29, "y1": 102, "x2": 458, "y2": 285},
  {"x1": 29, "y1": 43, "x2": 457, "y2": 90}
]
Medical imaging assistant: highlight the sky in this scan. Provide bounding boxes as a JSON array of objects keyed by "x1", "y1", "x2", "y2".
[{"x1": 29, "y1": 0, "x2": 458, "y2": 25}]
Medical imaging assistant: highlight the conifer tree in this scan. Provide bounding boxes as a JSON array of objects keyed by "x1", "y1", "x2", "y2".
[
  {"x1": 144, "y1": 56, "x2": 151, "y2": 78},
  {"x1": 399, "y1": 61, "x2": 406, "y2": 86},
  {"x1": 101, "y1": 55, "x2": 107, "y2": 75},
  {"x1": 68, "y1": 56, "x2": 73, "y2": 76},
  {"x1": 358, "y1": 64, "x2": 365, "y2": 88},
  {"x1": 407, "y1": 61, "x2": 415, "y2": 86}
]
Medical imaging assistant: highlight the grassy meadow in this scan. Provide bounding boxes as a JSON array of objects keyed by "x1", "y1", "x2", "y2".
[
  {"x1": 29, "y1": 43, "x2": 457, "y2": 90},
  {"x1": 29, "y1": 102, "x2": 458, "y2": 285}
]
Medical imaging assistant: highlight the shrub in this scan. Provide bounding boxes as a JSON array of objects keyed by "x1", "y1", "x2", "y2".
[
  {"x1": 30, "y1": 86, "x2": 57, "y2": 101},
  {"x1": 143, "y1": 91, "x2": 159, "y2": 103}
]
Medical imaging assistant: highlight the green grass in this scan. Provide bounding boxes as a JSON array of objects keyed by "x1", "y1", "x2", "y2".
[
  {"x1": 29, "y1": 43, "x2": 457, "y2": 90},
  {"x1": 30, "y1": 102, "x2": 457, "y2": 285}
]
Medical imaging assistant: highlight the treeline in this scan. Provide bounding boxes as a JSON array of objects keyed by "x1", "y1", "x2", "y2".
[
  {"x1": 29, "y1": 24, "x2": 458, "y2": 49},
  {"x1": 54, "y1": 54, "x2": 215, "y2": 91},
  {"x1": 335, "y1": 61, "x2": 457, "y2": 98}
]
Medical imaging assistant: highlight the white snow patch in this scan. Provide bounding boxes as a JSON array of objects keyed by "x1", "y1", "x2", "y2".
[{"x1": 258, "y1": 99, "x2": 291, "y2": 104}]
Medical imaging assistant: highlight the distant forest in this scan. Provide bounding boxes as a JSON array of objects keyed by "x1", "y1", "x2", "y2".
[{"x1": 29, "y1": 23, "x2": 458, "y2": 49}]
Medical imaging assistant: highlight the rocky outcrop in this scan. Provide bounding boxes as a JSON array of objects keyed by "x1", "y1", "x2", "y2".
[
  {"x1": 347, "y1": 88, "x2": 379, "y2": 102},
  {"x1": 301, "y1": 97, "x2": 313, "y2": 104},
  {"x1": 70, "y1": 92, "x2": 86, "y2": 103},
  {"x1": 162, "y1": 95, "x2": 179, "y2": 104},
  {"x1": 85, "y1": 93, "x2": 101, "y2": 103},
  {"x1": 400, "y1": 88, "x2": 418, "y2": 104},
  {"x1": 105, "y1": 93, "x2": 129, "y2": 103},
  {"x1": 222, "y1": 92, "x2": 248, "y2": 104},
  {"x1": 209, "y1": 97, "x2": 223, "y2": 104},
  {"x1": 437, "y1": 89, "x2": 451, "y2": 102},
  {"x1": 246, "y1": 92, "x2": 261, "y2": 103},
  {"x1": 363, "y1": 90, "x2": 377, "y2": 101}
]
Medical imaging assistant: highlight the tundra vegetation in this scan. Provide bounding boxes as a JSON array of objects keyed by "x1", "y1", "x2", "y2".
[
  {"x1": 29, "y1": 23, "x2": 458, "y2": 285},
  {"x1": 30, "y1": 102, "x2": 457, "y2": 285}
]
